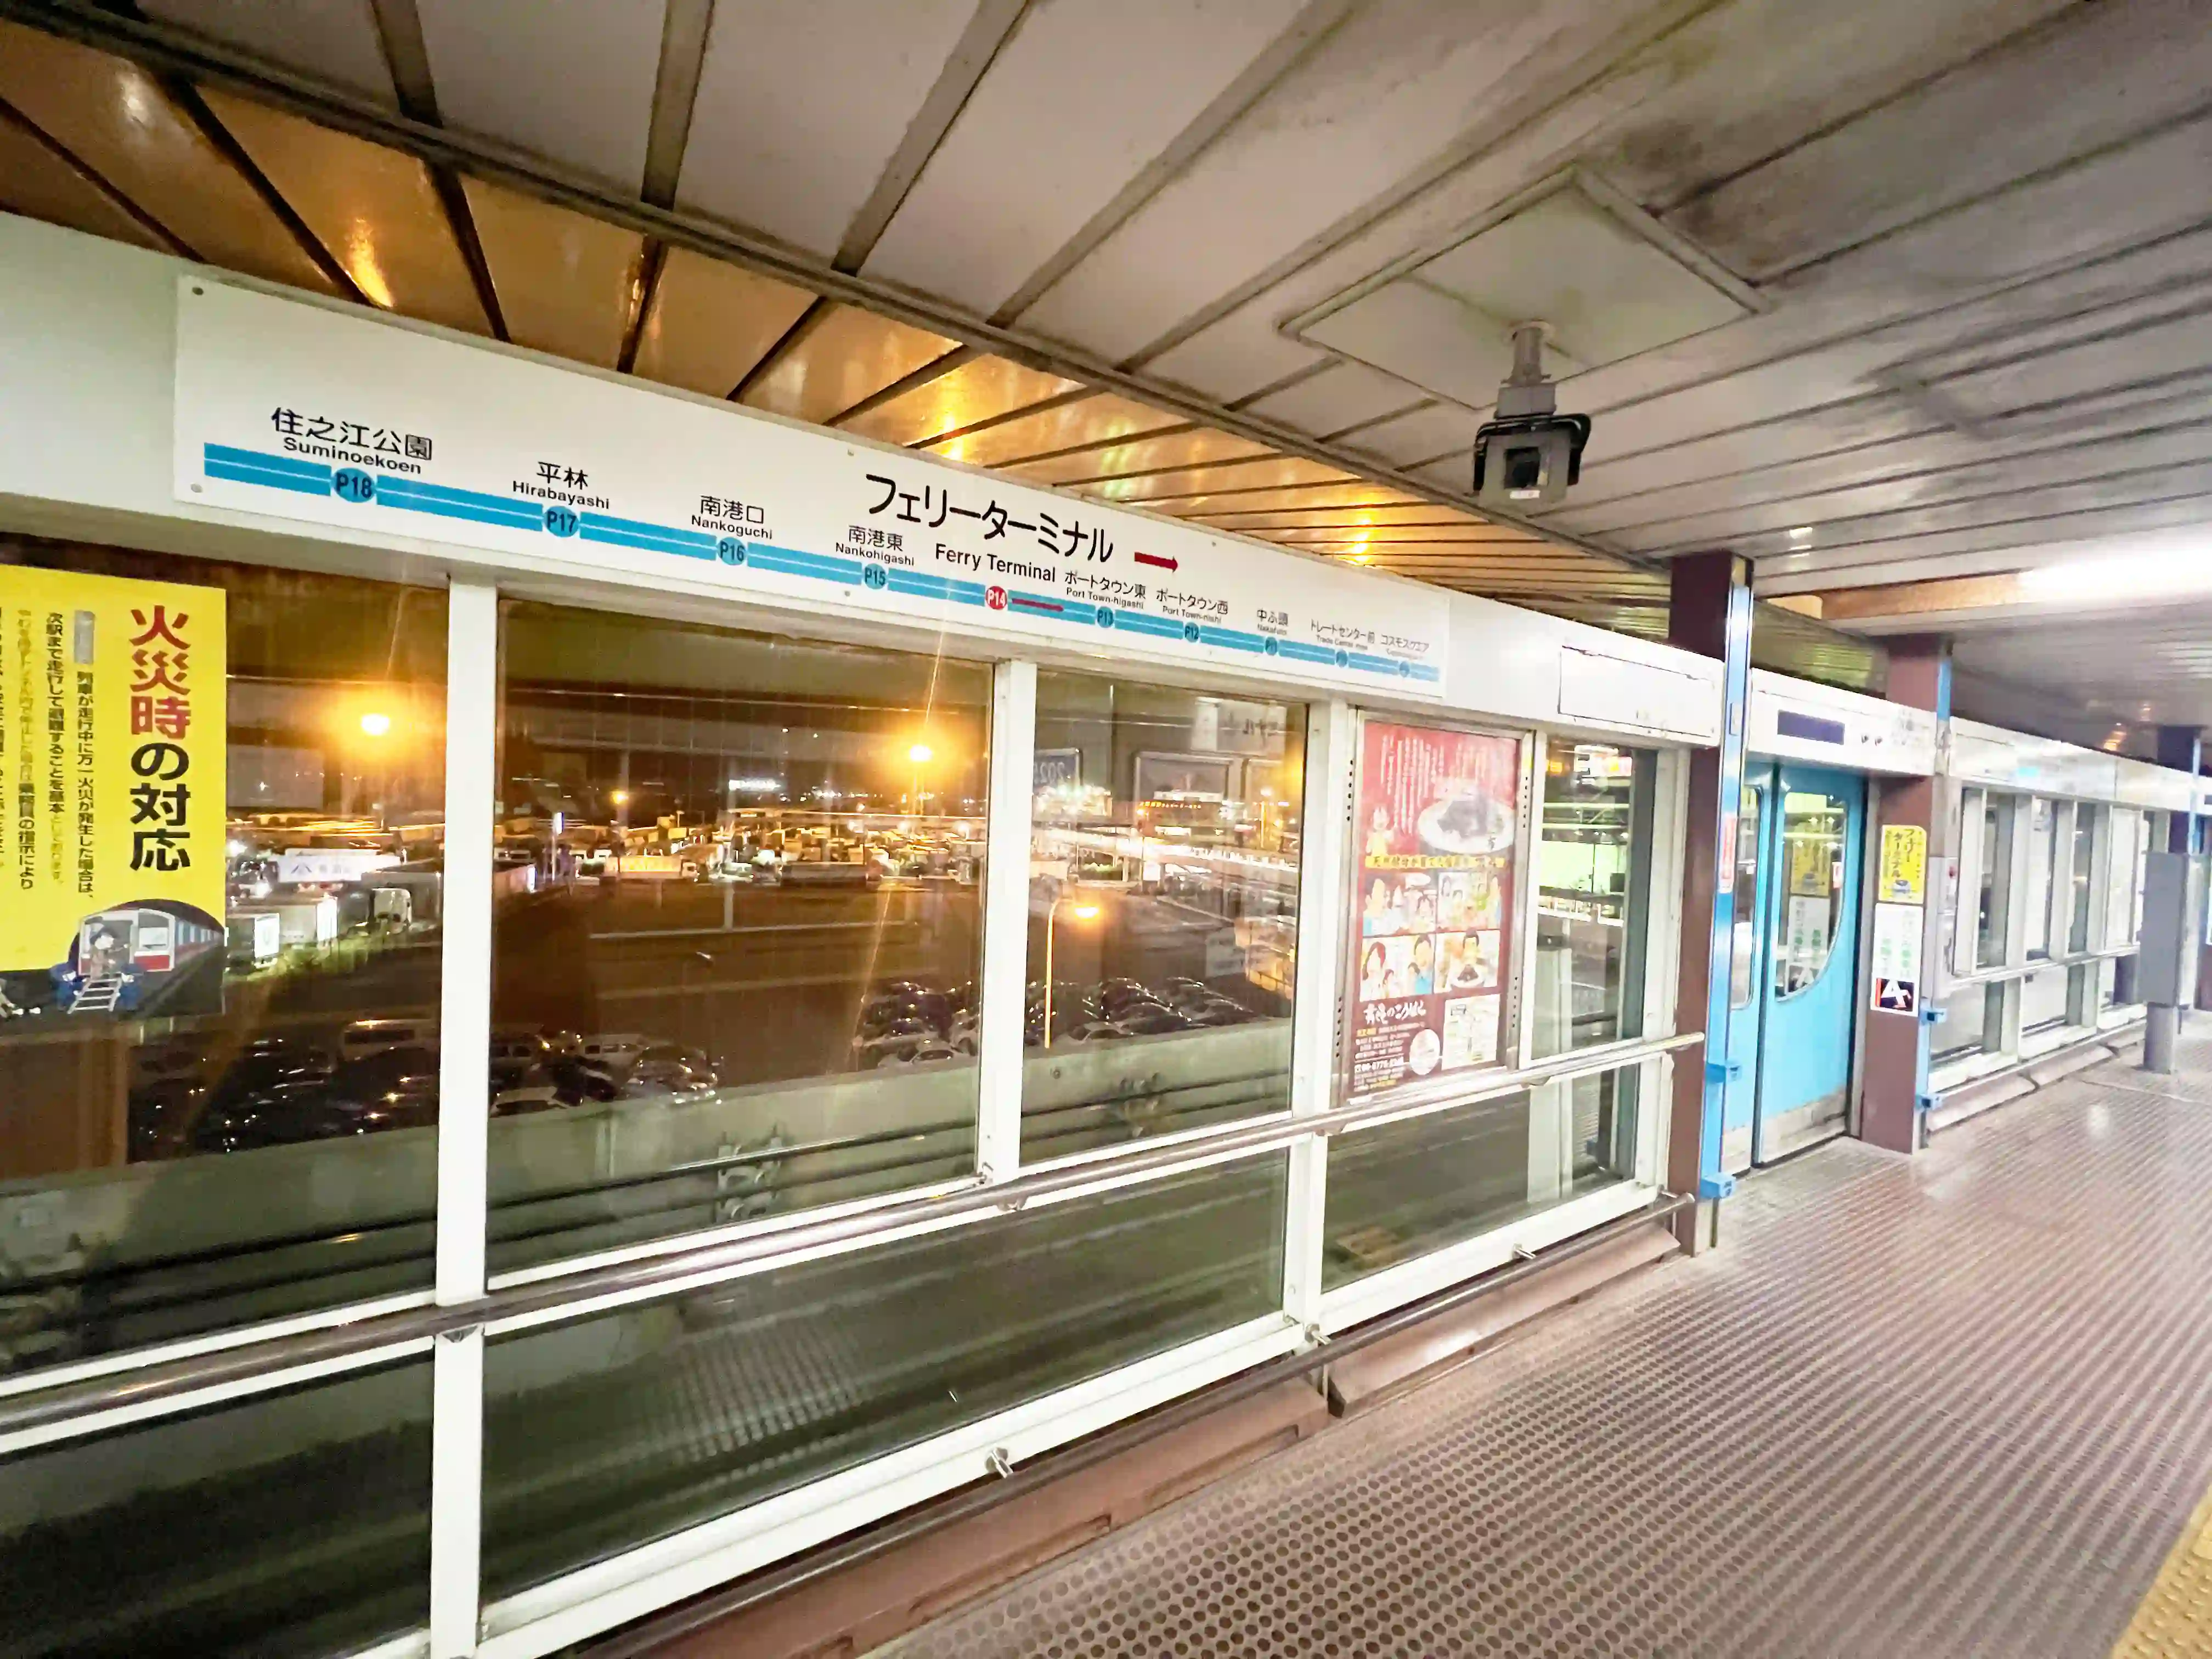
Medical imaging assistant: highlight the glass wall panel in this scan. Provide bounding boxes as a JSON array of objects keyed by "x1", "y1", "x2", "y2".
[
  {"x1": 1533, "y1": 744, "x2": 1655, "y2": 1056},
  {"x1": 1730, "y1": 783, "x2": 1763, "y2": 1009},
  {"x1": 2107, "y1": 809, "x2": 2142, "y2": 948},
  {"x1": 1022, "y1": 674, "x2": 1302, "y2": 1159},
  {"x1": 489, "y1": 602, "x2": 990, "y2": 1272},
  {"x1": 2068, "y1": 805, "x2": 2098, "y2": 953},
  {"x1": 0, "y1": 542, "x2": 444, "y2": 1375},
  {"x1": 2024, "y1": 797, "x2": 2056, "y2": 960},
  {"x1": 1773, "y1": 786, "x2": 1849, "y2": 997},
  {"x1": 2021, "y1": 964, "x2": 2072, "y2": 1036},
  {"x1": 1976, "y1": 793, "x2": 2016, "y2": 969},
  {"x1": 0, "y1": 1355, "x2": 431, "y2": 1656},
  {"x1": 1323, "y1": 1066, "x2": 1639, "y2": 1292},
  {"x1": 1931, "y1": 980, "x2": 2000, "y2": 1064},
  {"x1": 480, "y1": 1153, "x2": 1288, "y2": 1599}
]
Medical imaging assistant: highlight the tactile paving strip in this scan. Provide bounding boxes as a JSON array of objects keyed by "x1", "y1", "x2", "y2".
[{"x1": 885, "y1": 1030, "x2": 2212, "y2": 1659}]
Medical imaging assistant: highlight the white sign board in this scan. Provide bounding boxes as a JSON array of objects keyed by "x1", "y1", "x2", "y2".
[
  {"x1": 174, "y1": 280, "x2": 1447, "y2": 699},
  {"x1": 278, "y1": 848, "x2": 401, "y2": 885},
  {"x1": 1870, "y1": 900, "x2": 1923, "y2": 1015}
]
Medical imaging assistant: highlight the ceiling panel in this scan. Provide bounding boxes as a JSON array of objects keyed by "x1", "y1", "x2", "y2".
[
  {"x1": 202, "y1": 88, "x2": 489, "y2": 332},
  {"x1": 1666, "y1": 0, "x2": 2212, "y2": 284},
  {"x1": 460, "y1": 178, "x2": 644, "y2": 368},
  {"x1": 1198, "y1": 503, "x2": 1471, "y2": 530},
  {"x1": 629, "y1": 248, "x2": 816, "y2": 398},
  {"x1": 864, "y1": 0, "x2": 1307, "y2": 316},
  {"x1": 1239, "y1": 362, "x2": 1429, "y2": 439},
  {"x1": 1006, "y1": 427, "x2": 1271, "y2": 487},
  {"x1": 142, "y1": 0, "x2": 398, "y2": 106},
  {"x1": 928, "y1": 392, "x2": 1182, "y2": 467},
  {"x1": 738, "y1": 304, "x2": 957, "y2": 425},
  {"x1": 1259, "y1": 522, "x2": 1544, "y2": 547},
  {"x1": 838, "y1": 356, "x2": 1082, "y2": 445},
  {"x1": 416, "y1": 0, "x2": 663, "y2": 191},
  {"x1": 676, "y1": 0, "x2": 981, "y2": 257},
  {"x1": 1170, "y1": 482, "x2": 1423, "y2": 517},
  {"x1": 1015, "y1": 0, "x2": 1652, "y2": 362},
  {"x1": 1345, "y1": 402, "x2": 1484, "y2": 469},
  {"x1": 1089, "y1": 456, "x2": 1355, "y2": 503},
  {"x1": 0, "y1": 112, "x2": 173, "y2": 251},
  {"x1": 0, "y1": 23, "x2": 338, "y2": 295}
]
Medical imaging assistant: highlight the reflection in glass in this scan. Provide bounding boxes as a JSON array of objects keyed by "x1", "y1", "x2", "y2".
[
  {"x1": 1730, "y1": 785, "x2": 1763, "y2": 1011},
  {"x1": 2024, "y1": 798, "x2": 2055, "y2": 960},
  {"x1": 1932, "y1": 980, "x2": 2000, "y2": 1064},
  {"x1": 0, "y1": 1356, "x2": 431, "y2": 1656},
  {"x1": 481, "y1": 1153, "x2": 1288, "y2": 1598},
  {"x1": 1773, "y1": 789, "x2": 1846, "y2": 997},
  {"x1": 0, "y1": 543, "x2": 445, "y2": 1375},
  {"x1": 1976, "y1": 793, "x2": 2015, "y2": 969},
  {"x1": 489, "y1": 603, "x2": 990, "y2": 1272},
  {"x1": 1323, "y1": 1068, "x2": 1638, "y2": 1291},
  {"x1": 2021, "y1": 964, "x2": 2071, "y2": 1035},
  {"x1": 1533, "y1": 744, "x2": 1654, "y2": 1056},
  {"x1": 2068, "y1": 805, "x2": 2097, "y2": 954},
  {"x1": 1020, "y1": 675, "x2": 1303, "y2": 1159}
]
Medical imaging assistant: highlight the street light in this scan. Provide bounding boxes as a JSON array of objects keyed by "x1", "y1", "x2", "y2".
[
  {"x1": 1042, "y1": 893, "x2": 1103, "y2": 1048},
  {"x1": 907, "y1": 742, "x2": 934, "y2": 765},
  {"x1": 358, "y1": 710, "x2": 392, "y2": 737}
]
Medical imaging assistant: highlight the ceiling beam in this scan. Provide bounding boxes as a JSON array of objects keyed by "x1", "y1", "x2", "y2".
[{"x1": 0, "y1": 0, "x2": 1642, "y2": 578}]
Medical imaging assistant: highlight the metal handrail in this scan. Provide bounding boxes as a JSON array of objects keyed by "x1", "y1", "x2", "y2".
[
  {"x1": 579, "y1": 1191, "x2": 1694, "y2": 1658},
  {"x1": 0, "y1": 1032, "x2": 1700, "y2": 1439}
]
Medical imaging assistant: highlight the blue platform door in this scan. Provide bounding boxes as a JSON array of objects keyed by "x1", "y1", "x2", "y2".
[
  {"x1": 1753, "y1": 763, "x2": 1865, "y2": 1163},
  {"x1": 1719, "y1": 763, "x2": 1866, "y2": 1172}
]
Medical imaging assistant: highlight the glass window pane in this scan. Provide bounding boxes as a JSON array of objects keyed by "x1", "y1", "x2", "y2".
[
  {"x1": 1323, "y1": 1066, "x2": 1639, "y2": 1291},
  {"x1": 2024, "y1": 798, "x2": 2055, "y2": 960},
  {"x1": 1022, "y1": 675, "x2": 1302, "y2": 1158},
  {"x1": 1533, "y1": 744, "x2": 1655, "y2": 1056},
  {"x1": 1346, "y1": 719, "x2": 1522, "y2": 1103},
  {"x1": 480, "y1": 1153, "x2": 1288, "y2": 1599},
  {"x1": 0, "y1": 1356, "x2": 431, "y2": 1656},
  {"x1": 1931, "y1": 980, "x2": 1996, "y2": 1063},
  {"x1": 489, "y1": 601, "x2": 990, "y2": 1272},
  {"x1": 2106, "y1": 809, "x2": 2141, "y2": 948},
  {"x1": 1976, "y1": 793, "x2": 2015, "y2": 968},
  {"x1": 1, "y1": 544, "x2": 444, "y2": 1376},
  {"x1": 1773, "y1": 788, "x2": 1847, "y2": 997},
  {"x1": 2068, "y1": 805, "x2": 2097, "y2": 954},
  {"x1": 2022, "y1": 964, "x2": 2070, "y2": 1034},
  {"x1": 1730, "y1": 784, "x2": 1762, "y2": 1010}
]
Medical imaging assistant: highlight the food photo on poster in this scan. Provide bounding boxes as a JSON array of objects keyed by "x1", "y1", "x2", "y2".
[{"x1": 1345, "y1": 719, "x2": 1522, "y2": 1101}]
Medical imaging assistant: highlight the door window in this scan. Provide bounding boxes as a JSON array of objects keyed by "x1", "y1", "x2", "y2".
[
  {"x1": 1976, "y1": 793, "x2": 2016, "y2": 968},
  {"x1": 2068, "y1": 805, "x2": 2098, "y2": 954},
  {"x1": 2024, "y1": 798, "x2": 2055, "y2": 960},
  {"x1": 1729, "y1": 784, "x2": 1763, "y2": 1009},
  {"x1": 1773, "y1": 788, "x2": 1848, "y2": 998}
]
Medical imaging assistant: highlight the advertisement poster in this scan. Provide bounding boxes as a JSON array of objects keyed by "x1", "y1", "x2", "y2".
[
  {"x1": 1347, "y1": 720, "x2": 1520, "y2": 1099},
  {"x1": 2, "y1": 567, "x2": 226, "y2": 992},
  {"x1": 1871, "y1": 900, "x2": 1923, "y2": 1014},
  {"x1": 1879, "y1": 823, "x2": 1928, "y2": 904}
]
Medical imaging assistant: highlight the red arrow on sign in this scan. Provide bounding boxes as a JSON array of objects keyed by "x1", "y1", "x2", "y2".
[{"x1": 1133, "y1": 550, "x2": 1178, "y2": 571}]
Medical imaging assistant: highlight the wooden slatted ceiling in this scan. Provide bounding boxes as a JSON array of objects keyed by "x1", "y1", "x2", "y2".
[{"x1": 0, "y1": 22, "x2": 1664, "y2": 615}]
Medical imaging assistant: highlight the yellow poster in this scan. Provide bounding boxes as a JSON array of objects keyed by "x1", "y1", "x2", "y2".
[
  {"x1": 2, "y1": 567, "x2": 226, "y2": 988},
  {"x1": 1880, "y1": 823, "x2": 1928, "y2": 905}
]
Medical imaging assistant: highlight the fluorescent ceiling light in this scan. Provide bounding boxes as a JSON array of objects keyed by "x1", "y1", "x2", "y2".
[{"x1": 2018, "y1": 550, "x2": 2212, "y2": 601}]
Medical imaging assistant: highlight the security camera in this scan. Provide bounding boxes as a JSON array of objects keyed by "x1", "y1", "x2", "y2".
[{"x1": 1472, "y1": 323, "x2": 1590, "y2": 512}]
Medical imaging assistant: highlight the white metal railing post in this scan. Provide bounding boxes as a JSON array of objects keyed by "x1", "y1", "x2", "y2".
[
  {"x1": 977, "y1": 659, "x2": 1038, "y2": 1181},
  {"x1": 1284, "y1": 701, "x2": 1356, "y2": 1327},
  {"x1": 432, "y1": 578, "x2": 498, "y2": 1655}
]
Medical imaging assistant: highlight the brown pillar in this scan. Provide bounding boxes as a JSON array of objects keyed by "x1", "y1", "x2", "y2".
[
  {"x1": 1667, "y1": 553, "x2": 1752, "y2": 1250},
  {"x1": 1859, "y1": 636, "x2": 1947, "y2": 1153}
]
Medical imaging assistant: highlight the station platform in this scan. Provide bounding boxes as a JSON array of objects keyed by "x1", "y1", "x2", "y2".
[{"x1": 877, "y1": 1029, "x2": 2212, "y2": 1659}]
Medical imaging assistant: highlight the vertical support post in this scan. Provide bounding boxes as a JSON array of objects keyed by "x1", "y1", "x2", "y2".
[
  {"x1": 429, "y1": 1327, "x2": 486, "y2": 1658},
  {"x1": 1284, "y1": 702, "x2": 1355, "y2": 1331},
  {"x1": 2148, "y1": 724, "x2": 2204, "y2": 1066},
  {"x1": 437, "y1": 580, "x2": 497, "y2": 1302},
  {"x1": 431, "y1": 580, "x2": 496, "y2": 1658},
  {"x1": 1861, "y1": 635, "x2": 1948, "y2": 1152},
  {"x1": 977, "y1": 659, "x2": 1037, "y2": 1181},
  {"x1": 1666, "y1": 554, "x2": 1752, "y2": 1251}
]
